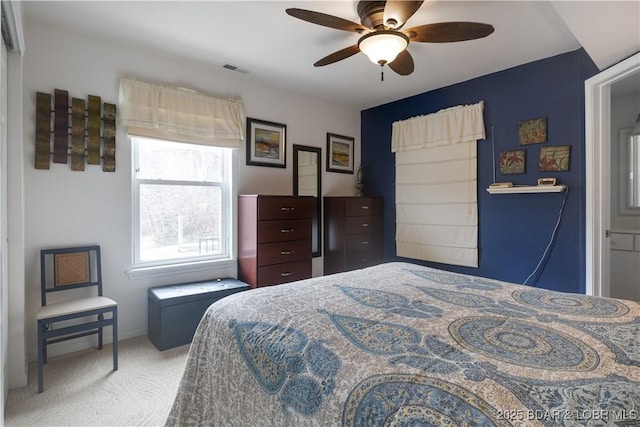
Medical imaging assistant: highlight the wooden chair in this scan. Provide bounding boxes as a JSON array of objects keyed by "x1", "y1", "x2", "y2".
[{"x1": 36, "y1": 245, "x2": 118, "y2": 392}]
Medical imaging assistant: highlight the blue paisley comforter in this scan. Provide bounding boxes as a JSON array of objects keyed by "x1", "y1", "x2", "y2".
[{"x1": 166, "y1": 262, "x2": 640, "y2": 426}]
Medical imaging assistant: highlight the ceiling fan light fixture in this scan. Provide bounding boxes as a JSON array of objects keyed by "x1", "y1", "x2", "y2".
[{"x1": 358, "y1": 30, "x2": 409, "y2": 65}]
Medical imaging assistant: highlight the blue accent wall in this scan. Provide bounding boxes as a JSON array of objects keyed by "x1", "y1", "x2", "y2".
[{"x1": 361, "y1": 49, "x2": 599, "y2": 294}]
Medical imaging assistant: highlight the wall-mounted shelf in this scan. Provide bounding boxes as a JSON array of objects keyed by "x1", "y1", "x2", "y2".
[{"x1": 486, "y1": 185, "x2": 567, "y2": 194}]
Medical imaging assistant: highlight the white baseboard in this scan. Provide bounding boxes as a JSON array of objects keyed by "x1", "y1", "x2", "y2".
[{"x1": 8, "y1": 355, "x2": 27, "y2": 389}]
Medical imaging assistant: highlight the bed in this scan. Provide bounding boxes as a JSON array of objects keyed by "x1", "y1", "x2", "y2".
[{"x1": 166, "y1": 262, "x2": 640, "y2": 426}]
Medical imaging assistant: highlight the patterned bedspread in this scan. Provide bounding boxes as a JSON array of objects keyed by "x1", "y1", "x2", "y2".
[{"x1": 166, "y1": 262, "x2": 640, "y2": 426}]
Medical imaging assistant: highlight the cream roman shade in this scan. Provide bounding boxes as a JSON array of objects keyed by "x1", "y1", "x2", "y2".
[
  {"x1": 392, "y1": 102, "x2": 485, "y2": 267},
  {"x1": 118, "y1": 78, "x2": 245, "y2": 147}
]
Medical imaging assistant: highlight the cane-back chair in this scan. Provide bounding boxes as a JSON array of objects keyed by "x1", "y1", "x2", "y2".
[{"x1": 36, "y1": 245, "x2": 118, "y2": 392}]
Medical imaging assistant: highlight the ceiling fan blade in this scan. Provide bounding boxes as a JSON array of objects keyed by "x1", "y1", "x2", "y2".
[
  {"x1": 286, "y1": 8, "x2": 368, "y2": 33},
  {"x1": 388, "y1": 50, "x2": 415, "y2": 76},
  {"x1": 383, "y1": 1, "x2": 424, "y2": 29},
  {"x1": 314, "y1": 45, "x2": 361, "y2": 67},
  {"x1": 404, "y1": 22, "x2": 494, "y2": 43}
]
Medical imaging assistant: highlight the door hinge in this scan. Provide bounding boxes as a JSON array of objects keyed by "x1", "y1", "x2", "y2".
[{"x1": 605, "y1": 229, "x2": 611, "y2": 238}]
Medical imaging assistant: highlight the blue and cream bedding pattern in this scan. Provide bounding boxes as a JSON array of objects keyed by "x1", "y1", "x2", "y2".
[{"x1": 166, "y1": 262, "x2": 640, "y2": 426}]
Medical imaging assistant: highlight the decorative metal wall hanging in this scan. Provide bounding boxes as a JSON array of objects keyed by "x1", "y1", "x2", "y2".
[{"x1": 35, "y1": 89, "x2": 116, "y2": 172}]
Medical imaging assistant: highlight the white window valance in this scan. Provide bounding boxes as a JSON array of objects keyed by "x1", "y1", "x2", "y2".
[
  {"x1": 392, "y1": 101, "x2": 485, "y2": 153},
  {"x1": 118, "y1": 78, "x2": 245, "y2": 147},
  {"x1": 393, "y1": 102, "x2": 485, "y2": 268}
]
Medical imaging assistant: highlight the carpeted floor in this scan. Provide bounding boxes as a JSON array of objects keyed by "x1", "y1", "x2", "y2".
[{"x1": 4, "y1": 336, "x2": 189, "y2": 427}]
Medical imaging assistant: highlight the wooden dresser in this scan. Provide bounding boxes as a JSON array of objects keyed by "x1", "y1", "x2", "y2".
[
  {"x1": 238, "y1": 195, "x2": 314, "y2": 288},
  {"x1": 323, "y1": 196, "x2": 383, "y2": 275}
]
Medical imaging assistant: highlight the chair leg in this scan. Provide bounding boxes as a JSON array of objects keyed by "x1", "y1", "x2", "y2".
[
  {"x1": 41, "y1": 322, "x2": 48, "y2": 365},
  {"x1": 37, "y1": 320, "x2": 45, "y2": 393},
  {"x1": 112, "y1": 307, "x2": 118, "y2": 371},
  {"x1": 98, "y1": 313, "x2": 104, "y2": 350}
]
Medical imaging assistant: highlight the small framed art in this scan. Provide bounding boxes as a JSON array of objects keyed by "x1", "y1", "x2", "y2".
[
  {"x1": 326, "y1": 133, "x2": 354, "y2": 174},
  {"x1": 539, "y1": 145, "x2": 570, "y2": 171},
  {"x1": 500, "y1": 150, "x2": 526, "y2": 174},
  {"x1": 246, "y1": 118, "x2": 286, "y2": 168},
  {"x1": 519, "y1": 117, "x2": 547, "y2": 145}
]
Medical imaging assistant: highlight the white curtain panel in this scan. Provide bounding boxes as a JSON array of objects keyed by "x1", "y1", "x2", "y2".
[
  {"x1": 392, "y1": 102, "x2": 485, "y2": 267},
  {"x1": 118, "y1": 78, "x2": 245, "y2": 147}
]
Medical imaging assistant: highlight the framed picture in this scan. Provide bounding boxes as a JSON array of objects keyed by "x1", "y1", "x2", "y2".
[
  {"x1": 246, "y1": 118, "x2": 286, "y2": 168},
  {"x1": 519, "y1": 117, "x2": 547, "y2": 145},
  {"x1": 326, "y1": 133, "x2": 354, "y2": 174},
  {"x1": 539, "y1": 145, "x2": 570, "y2": 171},
  {"x1": 500, "y1": 150, "x2": 526, "y2": 174}
]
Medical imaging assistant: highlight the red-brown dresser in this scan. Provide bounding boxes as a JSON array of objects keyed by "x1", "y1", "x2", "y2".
[
  {"x1": 323, "y1": 196, "x2": 383, "y2": 275},
  {"x1": 238, "y1": 195, "x2": 314, "y2": 288}
]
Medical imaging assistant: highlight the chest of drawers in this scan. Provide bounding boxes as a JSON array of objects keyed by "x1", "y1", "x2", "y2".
[
  {"x1": 238, "y1": 195, "x2": 314, "y2": 288},
  {"x1": 323, "y1": 196, "x2": 383, "y2": 275}
]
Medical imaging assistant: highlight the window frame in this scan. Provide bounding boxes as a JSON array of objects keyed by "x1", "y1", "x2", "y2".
[{"x1": 131, "y1": 137, "x2": 233, "y2": 270}]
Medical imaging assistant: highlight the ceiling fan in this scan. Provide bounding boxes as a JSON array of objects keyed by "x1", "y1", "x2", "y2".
[{"x1": 286, "y1": 1, "x2": 494, "y2": 79}]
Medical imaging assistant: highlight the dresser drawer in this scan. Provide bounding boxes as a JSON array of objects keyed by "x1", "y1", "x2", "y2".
[
  {"x1": 346, "y1": 233, "x2": 381, "y2": 253},
  {"x1": 257, "y1": 239, "x2": 311, "y2": 266},
  {"x1": 258, "y1": 219, "x2": 311, "y2": 243},
  {"x1": 346, "y1": 215, "x2": 381, "y2": 235},
  {"x1": 258, "y1": 260, "x2": 312, "y2": 287},
  {"x1": 346, "y1": 252, "x2": 381, "y2": 270},
  {"x1": 258, "y1": 197, "x2": 314, "y2": 220},
  {"x1": 346, "y1": 198, "x2": 382, "y2": 217}
]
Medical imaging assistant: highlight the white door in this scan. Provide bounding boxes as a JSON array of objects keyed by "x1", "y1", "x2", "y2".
[{"x1": 585, "y1": 53, "x2": 640, "y2": 297}]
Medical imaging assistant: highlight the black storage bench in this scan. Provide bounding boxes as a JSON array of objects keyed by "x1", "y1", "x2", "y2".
[{"x1": 148, "y1": 278, "x2": 249, "y2": 350}]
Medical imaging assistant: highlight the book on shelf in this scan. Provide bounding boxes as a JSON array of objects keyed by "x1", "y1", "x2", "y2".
[{"x1": 489, "y1": 182, "x2": 513, "y2": 188}]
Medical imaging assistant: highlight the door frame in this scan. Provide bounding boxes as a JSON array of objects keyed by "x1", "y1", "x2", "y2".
[{"x1": 585, "y1": 52, "x2": 640, "y2": 297}]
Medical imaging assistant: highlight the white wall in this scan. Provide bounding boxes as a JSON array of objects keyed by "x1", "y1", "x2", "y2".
[{"x1": 10, "y1": 17, "x2": 360, "y2": 386}]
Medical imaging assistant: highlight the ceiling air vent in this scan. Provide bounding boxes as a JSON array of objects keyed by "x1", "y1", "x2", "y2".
[{"x1": 222, "y1": 63, "x2": 250, "y2": 74}]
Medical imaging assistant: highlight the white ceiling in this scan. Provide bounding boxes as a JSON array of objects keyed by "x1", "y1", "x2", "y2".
[{"x1": 23, "y1": 1, "x2": 640, "y2": 109}]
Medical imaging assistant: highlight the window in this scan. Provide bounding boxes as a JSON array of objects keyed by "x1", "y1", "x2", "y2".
[
  {"x1": 392, "y1": 102, "x2": 485, "y2": 268},
  {"x1": 132, "y1": 137, "x2": 232, "y2": 267}
]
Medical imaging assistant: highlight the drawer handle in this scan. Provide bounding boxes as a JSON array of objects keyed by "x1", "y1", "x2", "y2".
[
  {"x1": 361, "y1": 206, "x2": 369, "y2": 210},
  {"x1": 360, "y1": 258, "x2": 368, "y2": 262},
  {"x1": 280, "y1": 272, "x2": 292, "y2": 277},
  {"x1": 280, "y1": 250, "x2": 292, "y2": 255},
  {"x1": 281, "y1": 228, "x2": 295, "y2": 233},
  {"x1": 361, "y1": 241, "x2": 369, "y2": 245},
  {"x1": 281, "y1": 206, "x2": 295, "y2": 211},
  {"x1": 361, "y1": 223, "x2": 369, "y2": 227}
]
